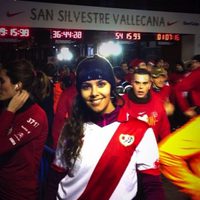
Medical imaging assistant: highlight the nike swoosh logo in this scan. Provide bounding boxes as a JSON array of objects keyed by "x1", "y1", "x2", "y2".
[
  {"x1": 167, "y1": 21, "x2": 178, "y2": 26},
  {"x1": 138, "y1": 112, "x2": 145, "y2": 115},
  {"x1": 6, "y1": 11, "x2": 24, "y2": 17}
]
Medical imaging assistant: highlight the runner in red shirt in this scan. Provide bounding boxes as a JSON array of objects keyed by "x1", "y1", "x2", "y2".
[{"x1": 121, "y1": 68, "x2": 171, "y2": 142}]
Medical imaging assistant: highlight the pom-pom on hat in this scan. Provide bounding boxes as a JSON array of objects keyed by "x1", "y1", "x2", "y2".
[{"x1": 76, "y1": 54, "x2": 116, "y2": 91}]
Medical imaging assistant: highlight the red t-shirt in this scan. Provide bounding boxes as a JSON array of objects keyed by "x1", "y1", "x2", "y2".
[{"x1": 121, "y1": 92, "x2": 170, "y2": 142}]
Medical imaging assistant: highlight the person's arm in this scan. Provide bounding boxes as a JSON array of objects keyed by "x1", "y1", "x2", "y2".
[
  {"x1": 0, "y1": 110, "x2": 47, "y2": 154},
  {"x1": 0, "y1": 92, "x2": 47, "y2": 155},
  {"x1": 136, "y1": 128, "x2": 165, "y2": 200},
  {"x1": 174, "y1": 71, "x2": 199, "y2": 117},
  {"x1": 159, "y1": 117, "x2": 200, "y2": 200},
  {"x1": 164, "y1": 100, "x2": 175, "y2": 116}
]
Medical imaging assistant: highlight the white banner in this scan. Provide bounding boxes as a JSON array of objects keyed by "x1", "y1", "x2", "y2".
[{"x1": 0, "y1": 0, "x2": 200, "y2": 34}]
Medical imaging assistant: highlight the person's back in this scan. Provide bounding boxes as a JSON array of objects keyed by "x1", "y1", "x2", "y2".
[
  {"x1": 39, "y1": 63, "x2": 57, "y2": 146},
  {"x1": 52, "y1": 84, "x2": 77, "y2": 149}
]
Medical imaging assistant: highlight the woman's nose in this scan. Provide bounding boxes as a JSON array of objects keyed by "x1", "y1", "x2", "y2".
[{"x1": 91, "y1": 85, "x2": 98, "y2": 96}]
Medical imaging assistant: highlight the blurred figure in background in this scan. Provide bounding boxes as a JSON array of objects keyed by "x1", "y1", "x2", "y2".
[
  {"x1": 113, "y1": 66, "x2": 132, "y2": 96},
  {"x1": 120, "y1": 60, "x2": 132, "y2": 83},
  {"x1": 40, "y1": 63, "x2": 57, "y2": 146},
  {"x1": 168, "y1": 60, "x2": 186, "y2": 86},
  {"x1": 151, "y1": 66, "x2": 175, "y2": 116},
  {"x1": 174, "y1": 55, "x2": 200, "y2": 119},
  {"x1": 146, "y1": 59, "x2": 156, "y2": 72},
  {"x1": 129, "y1": 58, "x2": 146, "y2": 70},
  {"x1": 156, "y1": 58, "x2": 165, "y2": 68},
  {"x1": 168, "y1": 60, "x2": 189, "y2": 130},
  {"x1": 51, "y1": 70, "x2": 77, "y2": 149}
]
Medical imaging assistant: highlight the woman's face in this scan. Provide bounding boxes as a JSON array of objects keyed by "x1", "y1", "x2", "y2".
[
  {"x1": 80, "y1": 79, "x2": 115, "y2": 114},
  {"x1": 0, "y1": 69, "x2": 17, "y2": 101}
]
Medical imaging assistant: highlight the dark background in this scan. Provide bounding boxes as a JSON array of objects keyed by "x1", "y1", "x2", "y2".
[{"x1": 23, "y1": 0, "x2": 200, "y2": 14}]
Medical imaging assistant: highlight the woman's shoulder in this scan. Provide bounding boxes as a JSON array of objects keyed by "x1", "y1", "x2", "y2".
[{"x1": 25, "y1": 103, "x2": 48, "y2": 123}]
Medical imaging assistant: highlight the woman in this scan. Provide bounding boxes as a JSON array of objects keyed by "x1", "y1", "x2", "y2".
[
  {"x1": 0, "y1": 59, "x2": 49, "y2": 200},
  {"x1": 46, "y1": 55, "x2": 164, "y2": 200}
]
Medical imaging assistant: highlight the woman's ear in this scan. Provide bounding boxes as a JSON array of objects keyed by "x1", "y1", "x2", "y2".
[
  {"x1": 14, "y1": 84, "x2": 19, "y2": 90},
  {"x1": 15, "y1": 82, "x2": 22, "y2": 91}
]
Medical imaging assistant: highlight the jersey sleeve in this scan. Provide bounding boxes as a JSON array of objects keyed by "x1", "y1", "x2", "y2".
[{"x1": 0, "y1": 109, "x2": 47, "y2": 155}]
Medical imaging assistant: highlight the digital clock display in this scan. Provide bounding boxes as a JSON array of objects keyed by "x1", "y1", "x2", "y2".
[
  {"x1": 0, "y1": 26, "x2": 30, "y2": 38},
  {"x1": 155, "y1": 33, "x2": 180, "y2": 41},
  {"x1": 114, "y1": 32, "x2": 181, "y2": 42},
  {"x1": 51, "y1": 29, "x2": 83, "y2": 40},
  {"x1": 115, "y1": 32, "x2": 141, "y2": 40}
]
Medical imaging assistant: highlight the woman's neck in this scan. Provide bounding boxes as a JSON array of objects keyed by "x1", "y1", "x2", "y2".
[{"x1": 92, "y1": 106, "x2": 120, "y2": 127}]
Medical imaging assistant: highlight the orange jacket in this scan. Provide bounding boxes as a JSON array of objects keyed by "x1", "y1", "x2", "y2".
[{"x1": 159, "y1": 116, "x2": 200, "y2": 200}]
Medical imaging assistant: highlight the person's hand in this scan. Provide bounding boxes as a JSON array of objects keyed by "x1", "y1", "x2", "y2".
[
  {"x1": 184, "y1": 107, "x2": 197, "y2": 118},
  {"x1": 7, "y1": 90, "x2": 30, "y2": 113},
  {"x1": 164, "y1": 101, "x2": 175, "y2": 116}
]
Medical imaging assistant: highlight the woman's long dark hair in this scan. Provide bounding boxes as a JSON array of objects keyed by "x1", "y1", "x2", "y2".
[
  {"x1": 2, "y1": 59, "x2": 50, "y2": 102},
  {"x1": 58, "y1": 89, "x2": 123, "y2": 175}
]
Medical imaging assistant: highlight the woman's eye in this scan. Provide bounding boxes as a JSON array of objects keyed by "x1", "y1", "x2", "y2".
[
  {"x1": 81, "y1": 83, "x2": 90, "y2": 90},
  {"x1": 97, "y1": 81, "x2": 106, "y2": 87}
]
